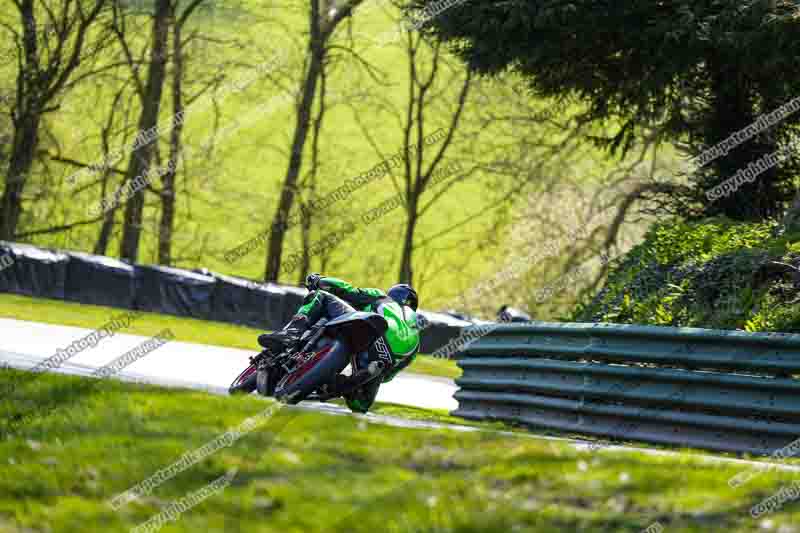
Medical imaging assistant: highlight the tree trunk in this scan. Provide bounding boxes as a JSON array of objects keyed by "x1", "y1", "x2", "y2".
[
  {"x1": 158, "y1": 169, "x2": 177, "y2": 264},
  {"x1": 159, "y1": 5, "x2": 185, "y2": 266},
  {"x1": 398, "y1": 201, "x2": 419, "y2": 284},
  {"x1": 94, "y1": 208, "x2": 115, "y2": 255},
  {"x1": 94, "y1": 87, "x2": 129, "y2": 255},
  {"x1": 119, "y1": 0, "x2": 171, "y2": 262},
  {"x1": 1, "y1": 112, "x2": 40, "y2": 240},
  {"x1": 394, "y1": 36, "x2": 472, "y2": 286},
  {"x1": 264, "y1": 0, "x2": 325, "y2": 282},
  {"x1": 297, "y1": 208, "x2": 312, "y2": 284},
  {"x1": 1, "y1": 1, "x2": 41, "y2": 241},
  {"x1": 93, "y1": 168, "x2": 117, "y2": 255},
  {"x1": 296, "y1": 66, "x2": 328, "y2": 284}
]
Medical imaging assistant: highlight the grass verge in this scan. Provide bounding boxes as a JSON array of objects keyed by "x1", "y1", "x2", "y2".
[
  {"x1": 1, "y1": 369, "x2": 798, "y2": 532},
  {"x1": 0, "y1": 293, "x2": 460, "y2": 379}
]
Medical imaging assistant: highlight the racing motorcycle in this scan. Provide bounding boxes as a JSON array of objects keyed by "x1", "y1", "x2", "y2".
[{"x1": 228, "y1": 311, "x2": 389, "y2": 405}]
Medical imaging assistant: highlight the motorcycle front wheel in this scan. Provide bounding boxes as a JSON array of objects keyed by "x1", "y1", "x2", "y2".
[
  {"x1": 256, "y1": 365, "x2": 280, "y2": 397},
  {"x1": 274, "y1": 338, "x2": 350, "y2": 405}
]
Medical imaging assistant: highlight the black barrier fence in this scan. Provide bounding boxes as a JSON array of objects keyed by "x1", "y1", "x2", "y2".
[{"x1": 0, "y1": 242, "x2": 469, "y2": 356}]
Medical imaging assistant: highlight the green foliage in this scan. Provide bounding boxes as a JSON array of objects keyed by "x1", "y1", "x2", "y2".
[
  {"x1": 419, "y1": 0, "x2": 800, "y2": 220},
  {"x1": 572, "y1": 218, "x2": 800, "y2": 332}
]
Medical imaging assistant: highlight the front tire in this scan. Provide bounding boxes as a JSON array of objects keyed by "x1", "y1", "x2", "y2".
[
  {"x1": 256, "y1": 366, "x2": 279, "y2": 397},
  {"x1": 274, "y1": 339, "x2": 350, "y2": 404}
]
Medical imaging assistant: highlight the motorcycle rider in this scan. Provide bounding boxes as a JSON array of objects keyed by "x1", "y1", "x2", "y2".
[{"x1": 235, "y1": 273, "x2": 421, "y2": 413}]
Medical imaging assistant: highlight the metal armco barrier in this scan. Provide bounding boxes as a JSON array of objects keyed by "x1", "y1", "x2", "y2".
[{"x1": 453, "y1": 322, "x2": 800, "y2": 455}]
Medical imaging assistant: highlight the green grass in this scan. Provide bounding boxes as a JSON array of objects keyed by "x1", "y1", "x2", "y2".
[
  {"x1": 0, "y1": 293, "x2": 460, "y2": 379},
  {"x1": 1, "y1": 369, "x2": 798, "y2": 532},
  {"x1": 402, "y1": 355, "x2": 460, "y2": 380}
]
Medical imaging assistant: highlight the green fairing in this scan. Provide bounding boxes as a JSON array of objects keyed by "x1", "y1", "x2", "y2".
[{"x1": 377, "y1": 301, "x2": 420, "y2": 357}]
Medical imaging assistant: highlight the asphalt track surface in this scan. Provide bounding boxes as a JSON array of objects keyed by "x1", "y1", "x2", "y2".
[
  {"x1": 2, "y1": 317, "x2": 799, "y2": 473},
  {"x1": 0, "y1": 318, "x2": 459, "y2": 411}
]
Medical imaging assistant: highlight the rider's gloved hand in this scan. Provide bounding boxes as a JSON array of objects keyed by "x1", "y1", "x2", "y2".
[{"x1": 305, "y1": 273, "x2": 322, "y2": 291}]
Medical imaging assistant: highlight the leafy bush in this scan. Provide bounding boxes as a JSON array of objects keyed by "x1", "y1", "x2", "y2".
[{"x1": 571, "y1": 217, "x2": 800, "y2": 332}]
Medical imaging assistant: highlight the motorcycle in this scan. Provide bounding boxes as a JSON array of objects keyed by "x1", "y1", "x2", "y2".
[{"x1": 228, "y1": 311, "x2": 389, "y2": 405}]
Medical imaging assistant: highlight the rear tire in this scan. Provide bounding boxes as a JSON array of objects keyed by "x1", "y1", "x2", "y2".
[{"x1": 274, "y1": 339, "x2": 350, "y2": 404}]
